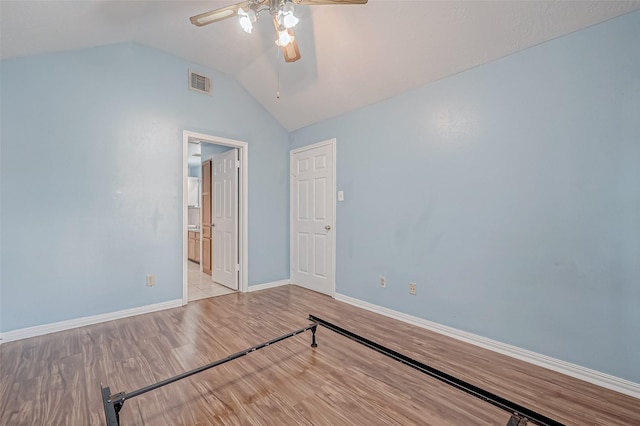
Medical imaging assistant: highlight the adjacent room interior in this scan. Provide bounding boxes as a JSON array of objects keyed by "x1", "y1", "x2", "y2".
[
  {"x1": 1, "y1": 1, "x2": 639, "y2": 424},
  {"x1": 185, "y1": 140, "x2": 239, "y2": 302}
]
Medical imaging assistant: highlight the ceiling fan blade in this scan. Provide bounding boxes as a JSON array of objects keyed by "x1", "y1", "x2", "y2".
[
  {"x1": 293, "y1": 0, "x2": 367, "y2": 5},
  {"x1": 273, "y1": 16, "x2": 301, "y2": 63},
  {"x1": 282, "y1": 32, "x2": 301, "y2": 63},
  {"x1": 190, "y1": 1, "x2": 249, "y2": 27}
]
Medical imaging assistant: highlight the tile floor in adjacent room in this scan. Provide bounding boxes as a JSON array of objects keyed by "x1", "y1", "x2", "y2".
[{"x1": 187, "y1": 260, "x2": 235, "y2": 301}]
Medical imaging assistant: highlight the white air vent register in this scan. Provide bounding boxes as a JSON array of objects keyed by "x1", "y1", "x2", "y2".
[{"x1": 189, "y1": 70, "x2": 212, "y2": 95}]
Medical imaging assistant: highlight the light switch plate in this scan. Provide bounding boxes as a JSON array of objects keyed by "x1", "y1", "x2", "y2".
[{"x1": 338, "y1": 190, "x2": 344, "y2": 201}]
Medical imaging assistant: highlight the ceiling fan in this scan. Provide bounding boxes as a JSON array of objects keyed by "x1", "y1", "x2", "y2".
[{"x1": 190, "y1": 0, "x2": 368, "y2": 63}]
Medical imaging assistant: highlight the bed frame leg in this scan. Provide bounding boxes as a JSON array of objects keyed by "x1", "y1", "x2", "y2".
[
  {"x1": 102, "y1": 385, "x2": 125, "y2": 426},
  {"x1": 506, "y1": 414, "x2": 528, "y2": 426},
  {"x1": 311, "y1": 325, "x2": 318, "y2": 348}
]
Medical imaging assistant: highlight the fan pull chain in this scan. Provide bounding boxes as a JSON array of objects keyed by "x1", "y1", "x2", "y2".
[{"x1": 276, "y1": 45, "x2": 281, "y2": 99}]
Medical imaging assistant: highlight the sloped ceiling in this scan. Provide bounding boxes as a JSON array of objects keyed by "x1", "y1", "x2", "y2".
[{"x1": 2, "y1": 1, "x2": 639, "y2": 131}]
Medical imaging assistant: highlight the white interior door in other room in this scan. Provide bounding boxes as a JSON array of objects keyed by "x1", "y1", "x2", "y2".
[
  {"x1": 291, "y1": 140, "x2": 336, "y2": 296},
  {"x1": 212, "y1": 148, "x2": 239, "y2": 290}
]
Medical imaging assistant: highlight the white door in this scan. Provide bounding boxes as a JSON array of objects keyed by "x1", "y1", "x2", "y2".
[
  {"x1": 212, "y1": 149, "x2": 239, "y2": 290},
  {"x1": 291, "y1": 140, "x2": 335, "y2": 295}
]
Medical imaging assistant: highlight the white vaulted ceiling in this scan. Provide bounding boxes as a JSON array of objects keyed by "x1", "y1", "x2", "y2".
[{"x1": 2, "y1": 1, "x2": 639, "y2": 131}]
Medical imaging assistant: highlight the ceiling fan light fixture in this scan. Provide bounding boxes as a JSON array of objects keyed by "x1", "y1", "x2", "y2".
[
  {"x1": 283, "y1": 12, "x2": 299, "y2": 29},
  {"x1": 238, "y1": 8, "x2": 257, "y2": 33},
  {"x1": 275, "y1": 29, "x2": 294, "y2": 47},
  {"x1": 278, "y1": 2, "x2": 299, "y2": 29},
  {"x1": 190, "y1": 0, "x2": 368, "y2": 64}
]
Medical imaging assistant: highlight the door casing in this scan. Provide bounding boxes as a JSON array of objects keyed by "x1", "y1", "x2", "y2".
[{"x1": 182, "y1": 130, "x2": 248, "y2": 304}]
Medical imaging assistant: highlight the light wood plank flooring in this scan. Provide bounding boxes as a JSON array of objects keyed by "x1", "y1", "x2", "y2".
[{"x1": 1, "y1": 285, "x2": 638, "y2": 425}]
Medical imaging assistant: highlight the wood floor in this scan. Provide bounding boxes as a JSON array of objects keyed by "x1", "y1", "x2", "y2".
[{"x1": 1, "y1": 286, "x2": 638, "y2": 425}]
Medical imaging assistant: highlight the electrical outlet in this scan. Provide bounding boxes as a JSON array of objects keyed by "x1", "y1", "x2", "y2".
[
  {"x1": 380, "y1": 276, "x2": 386, "y2": 288},
  {"x1": 409, "y1": 282, "x2": 417, "y2": 295},
  {"x1": 146, "y1": 275, "x2": 155, "y2": 287}
]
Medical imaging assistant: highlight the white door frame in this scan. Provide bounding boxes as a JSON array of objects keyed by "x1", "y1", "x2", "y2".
[
  {"x1": 290, "y1": 138, "x2": 337, "y2": 297},
  {"x1": 182, "y1": 130, "x2": 248, "y2": 304}
]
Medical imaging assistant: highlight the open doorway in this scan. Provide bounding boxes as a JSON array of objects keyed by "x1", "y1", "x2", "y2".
[{"x1": 182, "y1": 131, "x2": 248, "y2": 305}]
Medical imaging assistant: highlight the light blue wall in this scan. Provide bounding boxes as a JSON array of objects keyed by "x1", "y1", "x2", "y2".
[
  {"x1": 188, "y1": 165, "x2": 201, "y2": 178},
  {"x1": 201, "y1": 143, "x2": 232, "y2": 161},
  {"x1": 0, "y1": 42, "x2": 290, "y2": 332},
  {"x1": 188, "y1": 144, "x2": 232, "y2": 176},
  {"x1": 291, "y1": 11, "x2": 640, "y2": 382}
]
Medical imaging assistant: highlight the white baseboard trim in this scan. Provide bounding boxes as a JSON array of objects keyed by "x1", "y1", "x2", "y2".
[
  {"x1": 248, "y1": 279, "x2": 290, "y2": 292},
  {"x1": 0, "y1": 299, "x2": 183, "y2": 344},
  {"x1": 334, "y1": 293, "x2": 640, "y2": 399}
]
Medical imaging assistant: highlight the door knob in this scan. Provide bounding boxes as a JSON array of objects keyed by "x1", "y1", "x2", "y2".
[
  {"x1": 325, "y1": 225, "x2": 331, "y2": 231},
  {"x1": 211, "y1": 223, "x2": 215, "y2": 227}
]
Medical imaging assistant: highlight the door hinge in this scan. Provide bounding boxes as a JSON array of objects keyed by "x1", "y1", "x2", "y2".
[
  {"x1": 236, "y1": 264, "x2": 240, "y2": 272},
  {"x1": 236, "y1": 160, "x2": 240, "y2": 169}
]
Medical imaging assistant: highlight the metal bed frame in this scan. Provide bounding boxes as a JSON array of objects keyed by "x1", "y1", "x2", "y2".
[{"x1": 101, "y1": 315, "x2": 564, "y2": 426}]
